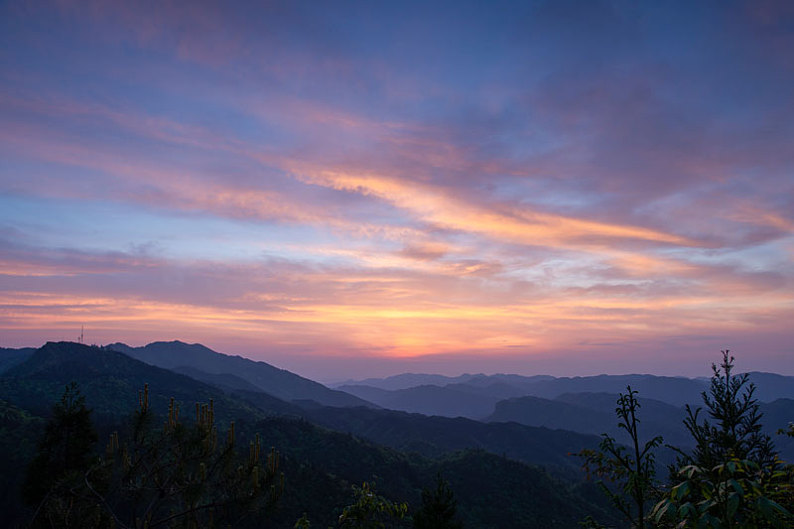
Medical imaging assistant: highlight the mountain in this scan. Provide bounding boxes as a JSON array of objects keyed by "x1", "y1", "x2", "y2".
[
  {"x1": 331, "y1": 372, "x2": 480, "y2": 390},
  {"x1": 300, "y1": 405, "x2": 603, "y2": 476},
  {"x1": 488, "y1": 392, "x2": 692, "y2": 447},
  {"x1": 445, "y1": 379, "x2": 531, "y2": 400},
  {"x1": 337, "y1": 373, "x2": 709, "y2": 409},
  {"x1": 342, "y1": 371, "x2": 794, "y2": 408},
  {"x1": 486, "y1": 391, "x2": 794, "y2": 462},
  {"x1": 0, "y1": 341, "x2": 275, "y2": 423},
  {"x1": 0, "y1": 341, "x2": 624, "y2": 529},
  {"x1": 255, "y1": 415, "x2": 622, "y2": 529},
  {"x1": 337, "y1": 383, "x2": 500, "y2": 419},
  {"x1": 333, "y1": 372, "x2": 554, "y2": 391},
  {"x1": 170, "y1": 365, "x2": 265, "y2": 392},
  {"x1": 336, "y1": 376, "x2": 552, "y2": 419},
  {"x1": 0, "y1": 347, "x2": 35, "y2": 374},
  {"x1": 761, "y1": 398, "x2": 794, "y2": 462},
  {"x1": 746, "y1": 373, "x2": 794, "y2": 402},
  {"x1": 106, "y1": 341, "x2": 373, "y2": 408},
  {"x1": 336, "y1": 373, "x2": 706, "y2": 419}
]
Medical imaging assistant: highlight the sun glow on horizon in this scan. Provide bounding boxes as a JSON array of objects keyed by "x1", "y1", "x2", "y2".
[{"x1": 1, "y1": 0, "x2": 793, "y2": 378}]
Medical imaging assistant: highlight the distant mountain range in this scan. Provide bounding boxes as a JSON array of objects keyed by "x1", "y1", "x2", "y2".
[
  {"x1": 336, "y1": 370, "x2": 794, "y2": 461},
  {"x1": 3, "y1": 340, "x2": 793, "y2": 527},
  {"x1": 336, "y1": 370, "x2": 794, "y2": 414},
  {"x1": 0, "y1": 341, "x2": 622, "y2": 528}
]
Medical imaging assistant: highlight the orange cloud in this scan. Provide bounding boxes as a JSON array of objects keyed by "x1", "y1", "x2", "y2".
[{"x1": 291, "y1": 168, "x2": 698, "y2": 249}]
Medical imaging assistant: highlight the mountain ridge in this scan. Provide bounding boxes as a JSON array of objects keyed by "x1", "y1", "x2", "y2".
[{"x1": 106, "y1": 340, "x2": 373, "y2": 408}]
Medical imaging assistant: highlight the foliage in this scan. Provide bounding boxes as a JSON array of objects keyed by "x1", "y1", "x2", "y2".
[
  {"x1": 303, "y1": 404, "x2": 601, "y2": 473},
  {"x1": 0, "y1": 341, "x2": 635, "y2": 528},
  {"x1": 27, "y1": 383, "x2": 284, "y2": 528},
  {"x1": 651, "y1": 458, "x2": 791, "y2": 528},
  {"x1": 651, "y1": 351, "x2": 792, "y2": 528},
  {"x1": 434, "y1": 449, "x2": 621, "y2": 528},
  {"x1": 412, "y1": 474, "x2": 463, "y2": 529},
  {"x1": 0, "y1": 400, "x2": 43, "y2": 526},
  {"x1": 294, "y1": 512, "x2": 312, "y2": 528},
  {"x1": 578, "y1": 385, "x2": 663, "y2": 529},
  {"x1": 680, "y1": 351, "x2": 775, "y2": 470},
  {"x1": 337, "y1": 481, "x2": 409, "y2": 529},
  {"x1": 96, "y1": 384, "x2": 284, "y2": 528},
  {"x1": 22, "y1": 382, "x2": 98, "y2": 509}
]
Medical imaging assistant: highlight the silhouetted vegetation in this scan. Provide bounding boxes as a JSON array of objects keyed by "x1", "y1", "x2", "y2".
[
  {"x1": 22, "y1": 382, "x2": 98, "y2": 525},
  {"x1": 3, "y1": 342, "x2": 793, "y2": 528},
  {"x1": 412, "y1": 474, "x2": 463, "y2": 529},
  {"x1": 337, "y1": 482, "x2": 409, "y2": 528},
  {"x1": 652, "y1": 351, "x2": 792, "y2": 528},
  {"x1": 582, "y1": 351, "x2": 794, "y2": 528},
  {"x1": 578, "y1": 387, "x2": 663, "y2": 529},
  {"x1": 0, "y1": 341, "x2": 625, "y2": 528},
  {"x1": 24, "y1": 383, "x2": 283, "y2": 528}
]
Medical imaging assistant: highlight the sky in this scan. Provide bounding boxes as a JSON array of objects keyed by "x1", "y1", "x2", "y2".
[{"x1": 1, "y1": 0, "x2": 793, "y2": 381}]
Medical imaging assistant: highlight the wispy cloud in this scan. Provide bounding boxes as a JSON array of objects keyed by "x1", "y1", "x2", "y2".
[{"x1": 1, "y1": 0, "x2": 793, "y2": 377}]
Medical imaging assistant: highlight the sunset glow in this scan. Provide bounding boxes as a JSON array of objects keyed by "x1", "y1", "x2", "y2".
[{"x1": 1, "y1": 0, "x2": 793, "y2": 380}]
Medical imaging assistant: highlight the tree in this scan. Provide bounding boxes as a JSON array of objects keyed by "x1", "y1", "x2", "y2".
[
  {"x1": 578, "y1": 385, "x2": 663, "y2": 529},
  {"x1": 778, "y1": 424, "x2": 794, "y2": 514},
  {"x1": 26, "y1": 384, "x2": 284, "y2": 528},
  {"x1": 23, "y1": 382, "x2": 100, "y2": 526},
  {"x1": 338, "y1": 481, "x2": 408, "y2": 529},
  {"x1": 652, "y1": 351, "x2": 792, "y2": 528},
  {"x1": 92, "y1": 385, "x2": 284, "y2": 528},
  {"x1": 680, "y1": 350, "x2": 775, "y2": 470},
  {"x1": 413, "y1": 474, "x2": 463, "y2": 529}
]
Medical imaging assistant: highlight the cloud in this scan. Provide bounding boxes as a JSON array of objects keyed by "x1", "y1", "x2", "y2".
[{"x1": 1, "y1": 0, "x2": 793, "y2": 377}]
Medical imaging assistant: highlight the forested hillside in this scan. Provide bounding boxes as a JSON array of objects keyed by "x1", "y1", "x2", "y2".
[
  {"x1": 3, "y1": 342, "x2": 792, "y2": 528},
  {"x1": 0, "y1": 342, "x2": 622, "y2": 528}
]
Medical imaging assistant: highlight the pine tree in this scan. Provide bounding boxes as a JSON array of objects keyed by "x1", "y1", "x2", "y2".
[
  {"x1": 24, "y1": 383, "x2": 284, "y2": 528},
  {"x1": 22, "y1": 381, "x2": 98, "y2": 505},
  {"x1": 652, "y1": 351, "x2": 792, "y2": 528},
  {"x1": 23, "y1": 382, "x2": 101, "y2": 527},
  {"x1": 93, "y1": 385, "x2": 284, "y2": 528},
  {"x1": 681, "y1": 350, "x2": 775, "y2": 470},
  {"x1": 413, "y1": 474, "x2": 463, "y2": 529}
]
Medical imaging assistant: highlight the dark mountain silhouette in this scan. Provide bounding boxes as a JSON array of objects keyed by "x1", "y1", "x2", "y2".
[
  {"x1": 0, "y1": 341, "x2": 277, "y2": 423},
  {"x1": 255, "y1": 415, "x2": 620, "y2": 529},
  {"x1": 332, "y1": 373, "x2": 480, "y2": 390},
  {"x1": 746, "y1": 373, "x2": 794, "y2": 402},
  {"x1": 338, "y1": 374, "x2": 706, "y2": 419},
  {"x1": 332, "y1": 372, "x2": 554, "y2": 392},
  {"x1": 335, "y1": 384, "x2": 392, "y2": 403},
  {"x1": 300, "y1": 405, "x2": 602, "y2": 476},
  {"x1": 516, "y1": 374, "x2": 707, "y2": 405},
  {"x1": 170, "y1": 365, "x2": 264, "y2": 392},
  {"x1": 336, "y1": 377, "x2": 550, "y2": 419},
  {"x1": 336, "y1": 373, "x2": 710, "y2": 416},
  {"x1": 445, "y1": 379, "x2": 531, "y2": 400},
  {"x1": 106, "y1": 341, "x2": 373, "y2": 408},
  {"x1": 228, "y1": 388, "x2": 307, "y2": 417},
  {"x1": 760, "y1": 398, "x2": 794, "y2": 461},
  {"x1": 487, "y1": 391, "x2": 794, "y2": 462},
  {"x1": 0, "y1": 347, "x2": 35, "y2": 374},
  {"x1": 0, "y1": 341, "x2": 623, "y2": 529},
  {"x1": 488, "y1": 392, "x2": 691, "y2": 447},
  {"x1": 337, "y1": 383, "x2": 500, "y2": 419},
  {"x1": 341, "y1": 371, "x2": 794, "y2": 410}
]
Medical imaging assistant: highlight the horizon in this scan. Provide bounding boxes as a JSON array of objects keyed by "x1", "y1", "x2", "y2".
[
  {"x1": 5, "y1": 337, "x2": 791, "y2": 383},
  {"x1": 2, "y1": 1, "x2": 793, "y2": 378}
]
